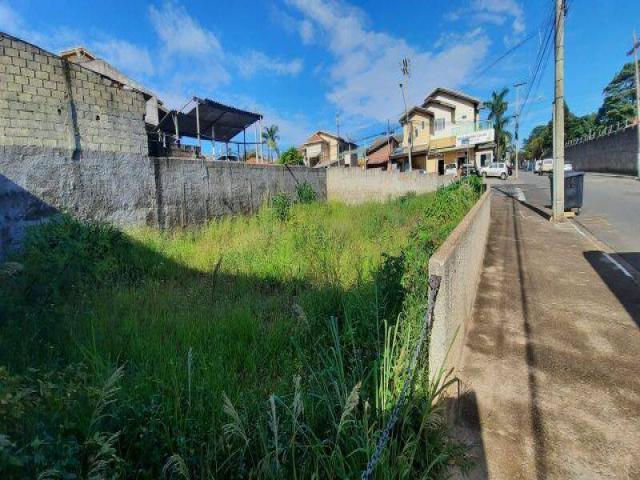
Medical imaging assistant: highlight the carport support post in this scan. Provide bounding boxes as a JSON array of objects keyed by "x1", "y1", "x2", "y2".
[
  {"x1": 243, "y1": 128, "x2": 247, "y2": 162},
  {"x1": 211, "y1": 125, "x2": 216, "y2": 160},
  {"x1": 258, "y1": 117, "x2": 264, "y2": 162},
  {"x1": 195, "y1": 99, "x2": 202, "y2": 153}
]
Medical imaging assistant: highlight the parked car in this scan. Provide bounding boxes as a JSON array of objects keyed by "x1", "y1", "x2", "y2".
[
  {"x1": 444, "y1": 163, "x2": 457, "y2": 175},
  {"x1": 461, "y1": 163, "x2": 478, "y2": 176},
  {"x1": 564, "y1": 163, "x2": 573, "y2": 171},
  {"x1": 539, "y1": 158, "x2": 554, "y2": 175},
  {"x1": 480, "y1": 162, "x2": 509, "y2": 180},
  {"x1": 534, "y1": 159, "x2": 542, "y2": 174}
]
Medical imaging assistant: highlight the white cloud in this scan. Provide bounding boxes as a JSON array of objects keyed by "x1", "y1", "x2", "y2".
[
  {"x1": 448, "y1": 0, "x2": 526, "y2": 36},
  {"x1": 284, "y1": 0, "x2": 490, "y2": 123},
  {"x1": 0, "y1": 1, "x2": 20, "y2": 27},
  {"x1": 149, "y1": 1, "x2": 222, "y2": 57},
  {"x1": 299, "y1": 19, "x2": 315, "y2": 44},
  {"x1": 236, "y1": 51, "x2": 303, "y2": 78},
  {"x1": 95, "y1": 40, "x2": 155, "y2": 77}
]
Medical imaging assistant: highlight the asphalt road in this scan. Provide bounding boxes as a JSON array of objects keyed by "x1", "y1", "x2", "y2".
[{"x1": 488, "y1": 171, "x2": 640, "y2": 274}]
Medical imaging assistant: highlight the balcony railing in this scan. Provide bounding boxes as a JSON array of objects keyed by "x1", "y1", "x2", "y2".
[{"x1": 451, "y1": 120, "x2": 494, "y2": 136}]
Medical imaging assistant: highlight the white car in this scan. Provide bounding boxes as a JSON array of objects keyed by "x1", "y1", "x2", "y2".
[
  {"x1": 539, "y1": 158, "x2": 554, "y2": 175},
  {"x1": 480, "y1": 162, "x2": 508, "y2": 180},
  {"x1": 564, "y1": 163, "x2": 573, "y2": 171},
  {"x1": 444, "y1": 163, "x2": 457, "y2": 175},
  {"x1": 534, "y1": 159, "x2": 542, "y2": 174}
]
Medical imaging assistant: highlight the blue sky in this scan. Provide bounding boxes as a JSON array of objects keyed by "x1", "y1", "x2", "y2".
[{"x1": 1, "y1": 0, "x2": 638, "y2": 149}]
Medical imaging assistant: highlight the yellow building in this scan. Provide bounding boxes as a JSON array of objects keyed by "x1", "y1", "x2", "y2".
[{"x1": 391, "y1": 87, "x2": 495, "y2": 173}]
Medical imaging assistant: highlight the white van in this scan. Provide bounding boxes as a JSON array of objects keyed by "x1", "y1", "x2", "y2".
[{"x1": 539, "y1": 158, "x2": 554, "y2": 175}]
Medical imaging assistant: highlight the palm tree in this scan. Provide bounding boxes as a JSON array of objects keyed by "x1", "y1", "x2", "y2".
[
  {"x1": 484, "y1": 88, "x2": 510, "y2": 163},
  {"x1": 262, "y1": 125, "x2": 280, "y2": 162}
]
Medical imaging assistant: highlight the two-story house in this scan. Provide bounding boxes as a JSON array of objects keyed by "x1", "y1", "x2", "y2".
[
  {"x1": 301, "y1": 131, "x2": 358, "y2": 167},
  {"x1": 390, "y1": 88, "x2": 495, "y2": 173}
]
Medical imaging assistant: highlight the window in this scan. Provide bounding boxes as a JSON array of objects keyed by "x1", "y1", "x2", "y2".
[
  {"x1": 414, "y1": 128, "x2": 419, "y2": 138},
  {"x1": 421, "y1": 121, "x2": 425, "y2": 129},
  {"x1": 434, "y1": 118, "x2": 445, "y2": 132}
]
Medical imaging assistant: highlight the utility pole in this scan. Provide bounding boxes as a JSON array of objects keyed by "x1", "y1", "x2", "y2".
[
  {"x1": 552, "y1": 0, "x2": 565, "y2": 221},
  {"x1": 627, "y1": 31, "x2": 640, "y2": 179},
  {"x1": 401, "y1": 58, "x2": 412, "y2": 172},
  {"x1": 513, "y1": 81, "x2": 526, "y2": 180}
]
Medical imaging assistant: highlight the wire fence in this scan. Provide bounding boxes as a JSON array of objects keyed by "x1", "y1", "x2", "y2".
[
  {"x1": 361, "y1": 274, "x2": 442, "y2": 480},
  {"x1": 565, "y1": 118, "x2": 637, "y2": 148}
]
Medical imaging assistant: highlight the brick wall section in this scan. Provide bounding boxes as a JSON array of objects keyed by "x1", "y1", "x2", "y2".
[
  {"x1": 565, "y1": 125, "x2": 638, "y2": 176},
  {"x1": 0, "y1": 33, "x2": 147, "y2": 154}
]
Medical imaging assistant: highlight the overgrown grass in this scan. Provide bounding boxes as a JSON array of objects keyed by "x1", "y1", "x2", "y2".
[{"x1": 0, "y1": 177, "x2": 482, "y2": 479}]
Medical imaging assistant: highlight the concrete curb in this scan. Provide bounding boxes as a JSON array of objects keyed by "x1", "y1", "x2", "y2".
[{"x1": 428, "y1": 188, "x2": 492, "y2": 383}]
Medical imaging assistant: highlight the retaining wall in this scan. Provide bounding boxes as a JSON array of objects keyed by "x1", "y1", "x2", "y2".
[
  {"x1": 327, "y1": 168, "x2": 452, "y2": 203},
  {"x1": 428, "y1": 189, "x2": 491, "y2": 382},
  {"x1": 566, "y1": 125, "x2": 638, "y2": 175},
  {"x1": 0, "y1": 146, "x2": 326, "y2": 256}
]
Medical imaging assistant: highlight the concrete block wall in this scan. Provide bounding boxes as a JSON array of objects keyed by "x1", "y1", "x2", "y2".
[
  {"x1": 327, "y1": 167, "x2": 453, "y2": 204},
  {"x1": 152, "y1": 159, "x2": 327, "y2": 228},
  {"x1": 566, "y1": 125, "x2": 638, "y2": 176},
  {"x1": 0, "y1": 33, "x2": 147, "y2": 154},
  {"x1": 427, "y1": 189, "x2": 491, "y2": 383}
]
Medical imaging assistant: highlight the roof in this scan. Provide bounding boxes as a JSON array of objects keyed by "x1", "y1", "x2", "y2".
[
  {"x1": 157, "y1": 98, "x2": 262, "y2": 142},
  {"x1": 389, "y1": 143, "x2": 430, "y2": 159},
  {"x1": 424, "y1": 87, "x2": 480, "y2": 106},
  {"x1": 60, "y1": 47, "x2": 96, "y2": 61},
  {"x1": 399, "y1": 106, "x2": 433, "y2": 124},
  {"x1": 302, "y1": 130, "x2": 356, "y2": 147},
  {"x1": 366, "y1": 134, "x2": 402, "y2": 155},
  {"x1": 423, "y1": 98, "x2": 457, "y2": 110}
]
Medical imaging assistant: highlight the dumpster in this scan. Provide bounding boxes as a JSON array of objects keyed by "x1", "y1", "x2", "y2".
[{"x1": 549, "y1": 171, "x2": 585, "y2": 213}]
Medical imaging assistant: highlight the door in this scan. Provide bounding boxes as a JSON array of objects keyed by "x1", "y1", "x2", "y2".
[{"x1": 438, "y1": 159, "x2": 445, "y2": 175}]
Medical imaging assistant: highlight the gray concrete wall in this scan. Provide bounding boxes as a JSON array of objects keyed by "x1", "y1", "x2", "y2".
[
  {"x1": 0, "y1": 146, "x2": 327, "y2": 256},
  {"x1": 153, "y1": 158, "x2": 327, "y2": 229},
  {"x1": 428, "y1": 189, "x2": 491, "y2": 382},
  {"x1": 327, "y1": 168, "x2": 452, "y2": 203},
  {"x1": 566, "y1": 125, "x2": 638, "y2": 176}
]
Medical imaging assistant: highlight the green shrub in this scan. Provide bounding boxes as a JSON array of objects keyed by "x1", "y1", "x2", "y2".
[
  {"x1": 295, "y1": 181, "x2": 317, "y2": 204},
  {"x1": 278, "y1": 147, "x2": 304, "y2": 165},
  {"x1": 272, "y1": 192, "x2": 293, "y2": 221}
]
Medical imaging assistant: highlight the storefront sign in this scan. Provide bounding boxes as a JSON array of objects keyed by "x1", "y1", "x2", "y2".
[{"x1": 456, "y1": 128, "x2": 494, "y2": 147}]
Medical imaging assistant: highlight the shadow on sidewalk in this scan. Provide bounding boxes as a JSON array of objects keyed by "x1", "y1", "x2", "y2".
[
  {"x1": 512, "y1": 199, "x2": 549, "y2": 480},
  {"x1": 445, "y1": 390, "x2": 489, "y2": 479},
  {"x1": 492, "y1": 185, "x2": 551, "y2": 221},
  {"x1": 583, "y1": 251, "x2": 640, "y2": 328}
]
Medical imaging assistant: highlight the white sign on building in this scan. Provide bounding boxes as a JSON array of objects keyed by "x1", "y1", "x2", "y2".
[{"x1": 456, "y1": 128, "x2": 495, "y2": 147}]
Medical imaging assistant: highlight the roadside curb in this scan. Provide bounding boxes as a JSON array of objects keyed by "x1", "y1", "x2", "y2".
[{"x1": 569, "y1": 219, "x2": 640, "y2": 287}]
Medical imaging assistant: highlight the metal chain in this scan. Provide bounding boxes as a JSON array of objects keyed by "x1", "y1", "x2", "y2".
[{"x1": 361, "y1": 275, "x2": 442, "y2": 480}]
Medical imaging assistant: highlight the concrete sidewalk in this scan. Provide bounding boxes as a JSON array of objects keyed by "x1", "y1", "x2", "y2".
[{"x1": 454, "y1": 188, "x2": 640, "y2": 479}]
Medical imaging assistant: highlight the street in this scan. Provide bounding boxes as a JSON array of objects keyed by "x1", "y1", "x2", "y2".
[{"x1": 488, "y1": 171, "x2": 640, "y2": 276}]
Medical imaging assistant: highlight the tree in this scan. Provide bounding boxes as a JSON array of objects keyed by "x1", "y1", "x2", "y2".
[
  {"x1": 484, "y1": 88, "x2": 510, "y2": 162},
  {"x1": 262, "y1": 125, "x2": 280, "y2": 162},
  {"x1": 523, "y1": 103, "x2": 596, "y2": 160},
  {"x1": 596, "y1": 61, "x2": 639, "y2": 127},
  {"x1": 278, "y1": 147, "x2": 304, "y2": 165}
]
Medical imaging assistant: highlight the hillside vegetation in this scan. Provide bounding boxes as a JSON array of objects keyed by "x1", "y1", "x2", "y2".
[{"x1": 0, "y1": 178, "x2": 482, "y2": 479}]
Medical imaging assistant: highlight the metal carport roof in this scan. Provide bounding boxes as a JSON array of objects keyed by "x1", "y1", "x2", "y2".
[{"x1": 157, "y1": 97, "x2": 262, "y2": 143}]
